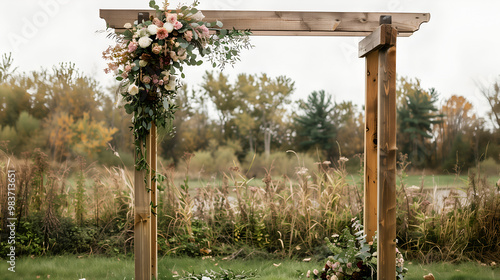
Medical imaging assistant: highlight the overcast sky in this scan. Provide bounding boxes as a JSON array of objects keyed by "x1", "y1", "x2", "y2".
[{"x1": 1, "y1": 0, "x2": 499, "y2": 118}]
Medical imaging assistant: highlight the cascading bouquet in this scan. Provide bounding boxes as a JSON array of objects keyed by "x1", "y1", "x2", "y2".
[{"x1": 103, "y1": 0, "x2": 252, "y2": 172}]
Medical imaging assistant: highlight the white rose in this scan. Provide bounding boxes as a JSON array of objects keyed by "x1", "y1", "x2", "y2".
[
  {"x1": 128, "y1": 84, "x2": 139, "y2": 95},
  {"x1": 138, "y1": 36, "x2": 152, "y2": 48},
  {"x1": 147, "y1": 24, "x2": 158, "y2": 35},
  {"x1": 164, "y1": 22, "x2": 174, "y2": 33},
  {"x1": 138, "y1": 28, "x2": 148, "y2": 37},
  {"x1": 165, "y1": 75, "x2": 176, "y2": 91},
  {"x1": 124, "y1": 23, "x2": 132, "y2": 29},
  {"x1": 139, "y1": 60, "x2": 148, "y2": 67},
  {"x1": 201, "y1": 277, "x2": 211, "y2": 280},
  {"x1": 191, "y1": 11, "x2": 205, "y2": 21}
]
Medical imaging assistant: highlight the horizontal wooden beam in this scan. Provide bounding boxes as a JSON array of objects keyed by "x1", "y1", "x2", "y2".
[
  {"x1": 358, "y1": 24, "x2": 398, "y2": 57},
  {"x1": 100, "y1": 9, "x2": 429, "y2": 37}
]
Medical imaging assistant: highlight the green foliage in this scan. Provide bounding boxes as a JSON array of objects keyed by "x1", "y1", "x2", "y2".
[
  {"x1": 0, "y1": 52, "x2": 17, "y2": 83},
  {"x1": 75, "y1": 160, "x2": 86, "y2": 226},
  {"x1": 397, "y1": 79, "x2": 443, "y2": 168},
  {"x1": 307, "y1": 218, "x2": 407, "y2": 280},
  {"x1": 442, "y1": 134, "x2": 475, "y2": 171},
  {"x1": 0, "y1": 125, "x2": 17, "y2": 151},
  {"x1": 295, "y1": 90, "x2": 337, "y2": 159},
  {"x1": 202, "y1": 72, "x2": 295, "y2": 157}
]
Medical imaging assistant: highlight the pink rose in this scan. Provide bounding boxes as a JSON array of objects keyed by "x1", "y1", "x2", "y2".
[
  {"x1": 198, "y1": 24, "x2": 209, "y2": 38},
  {"x1": 128, "y1": 41, "x2": 138, "y2": 52},
  {"x1": 153, "y1": 78, "x2": 159, "y2": 84},
  {"x1": 184, "y1": 30, "x2": 193, "y2": 42},
  {"x1": 142, "y1": 75, "x2": 151, "y2": 84},
  {"x1": 156, "y1": 27, "x2": 168, "y2": 40},
  {"x1": 158, "y1": 80, "x2": 164, "y2": 86},
  {"x1": 166, "y1": 13, "x2": 177, "y2": 24},
  {"x1": 124, "y1": 64, "x2": 132, "y2": 72},
  {"x1": 153, "y1": 18, "x2": 164, "y2": 27},
  {"x1": 174, "y1": 21, "x2": 183, "y2": 30}
]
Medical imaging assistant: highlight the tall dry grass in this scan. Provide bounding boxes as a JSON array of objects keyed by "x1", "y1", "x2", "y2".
[{"x1": 1, "y1": 148, "x2": 499, "y2": 263}]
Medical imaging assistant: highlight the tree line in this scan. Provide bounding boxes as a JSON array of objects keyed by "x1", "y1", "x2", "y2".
[{"x1": 1, "y1": 53, "x2": 499, "y2": 172}]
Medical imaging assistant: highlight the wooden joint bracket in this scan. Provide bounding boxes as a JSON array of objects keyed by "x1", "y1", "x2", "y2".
[{"x1": 358, "y1": 24, "x2": 397, "y2": 58}]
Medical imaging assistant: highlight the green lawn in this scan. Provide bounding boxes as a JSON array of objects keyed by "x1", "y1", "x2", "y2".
[{"x1": 0, "y1": 255, "x2": 498, "y2": 279}]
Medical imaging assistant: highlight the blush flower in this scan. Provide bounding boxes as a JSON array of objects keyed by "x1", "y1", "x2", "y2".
[
  {"x1": 128, "y1": 41, "x2": 138, "y2": 52},
  {"x1": 174, "y1": 21, "x2": 183, "y2": 30},
  {"x1": 198, "y1": 24, "x2": 210, "y2": 38},
  {"x1": 142, "y1": 75, "x2": 151, "y2": 84},
  {"x1": 166, "y1": 13, "x2": 177, "y2": 24},
  {"x1": 156, "y1": 27, "x2": 168, "y2": 40},
  {"x1": 152, "y1": 44, "x2": 162, "y2": 54},
  {"x1": 153, "y1": 18, "x2": 164, "y2": 27},
  {"x1": 184, "y1": 30, "x2": 193, "y2": 42}
]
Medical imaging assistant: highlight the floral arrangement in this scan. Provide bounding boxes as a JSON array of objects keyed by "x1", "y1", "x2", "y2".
[
  {"x1": 306, "y1": 218, "x2": 407, "y2": 280},
  {"x1": 103, "y1": 0, "x2": 251, "y2": 177}
]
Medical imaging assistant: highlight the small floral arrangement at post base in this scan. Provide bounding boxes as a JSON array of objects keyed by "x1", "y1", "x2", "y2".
[
  {"x1": 306, "y1": 218, "x2": 407, "y2": 280},
  {"x1": 103, "y1": 0, "x2": 252, "y2": 180}
]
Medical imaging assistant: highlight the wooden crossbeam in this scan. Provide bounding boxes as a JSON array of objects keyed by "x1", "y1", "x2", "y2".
[
  {"x1": 358, "y1": 24, "x2": 398, "y2": 57},
  {"x1": 100, "y1": 10, "x2": 429, "y2": 37}
]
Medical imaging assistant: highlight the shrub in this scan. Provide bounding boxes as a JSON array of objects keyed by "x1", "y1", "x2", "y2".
[{"x1": 306, "y1": 218, "x2": 407, "y2": 280}]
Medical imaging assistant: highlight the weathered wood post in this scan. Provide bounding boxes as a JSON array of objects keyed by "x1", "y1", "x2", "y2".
[
  {"x1": 150, "y1": 123, "x2": 158, "y2": 279},
  {"x1": 133, "y1": 11, "x2": 158, "y2": 280},
  {"x1": 134, "y1": 132, "x2": 152, "y2": 280},
  {"x1": 359, "y1": 16, "x2": 398, "y2": 280}
]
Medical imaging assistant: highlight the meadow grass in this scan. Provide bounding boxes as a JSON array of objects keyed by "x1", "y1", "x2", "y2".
[
  {"x1": 345, "y1": 174, "x2": 482, "y2": 189},
  {"x1": 181, "y1": 174, "x2": 482, "y2": 192},
  {"x1": 0, "y1": 256, "x2": 498, "y2": 280}
]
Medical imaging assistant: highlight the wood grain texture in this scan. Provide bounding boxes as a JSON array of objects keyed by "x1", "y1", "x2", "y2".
[
  {"x1": 150, "y1": 124, "x2": 157, "y2": 280},
  {"x1": 135, "y1": 136, "x2": 152, "y2": 280},
  {"x1": 100, "y1": 10, "x2": 429, "y2": 37},
  {"x1": 377, "y1": 37, "x2": 397, "y2": 280},
  {"x1": 364, "y1": 50, "x2": 378, "y2": 243},
  {"x1": 358, "y1": 24, "x2": 398, "y2": 57}
]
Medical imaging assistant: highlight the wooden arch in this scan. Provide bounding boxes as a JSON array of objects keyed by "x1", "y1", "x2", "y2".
[{"x1": 100, "y1": 9, "x2": 430, "y2": 280}]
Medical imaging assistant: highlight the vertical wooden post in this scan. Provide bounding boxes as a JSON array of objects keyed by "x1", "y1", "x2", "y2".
[
  {"x1": 377, "y1": 38, "x2": 397, "y2": 280},
  {"x1": 150, "y1": 123, "x2": 158, "y2": 279},
  {"x1": 364, "y1": 50, "x2": 378, "y2": 242},
  {"x1": 135, "y1": 135, "x2": 152, "y2": 280},
  {"x1": 359, "y1": 17, "x2": 397, "y2": 280}
]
